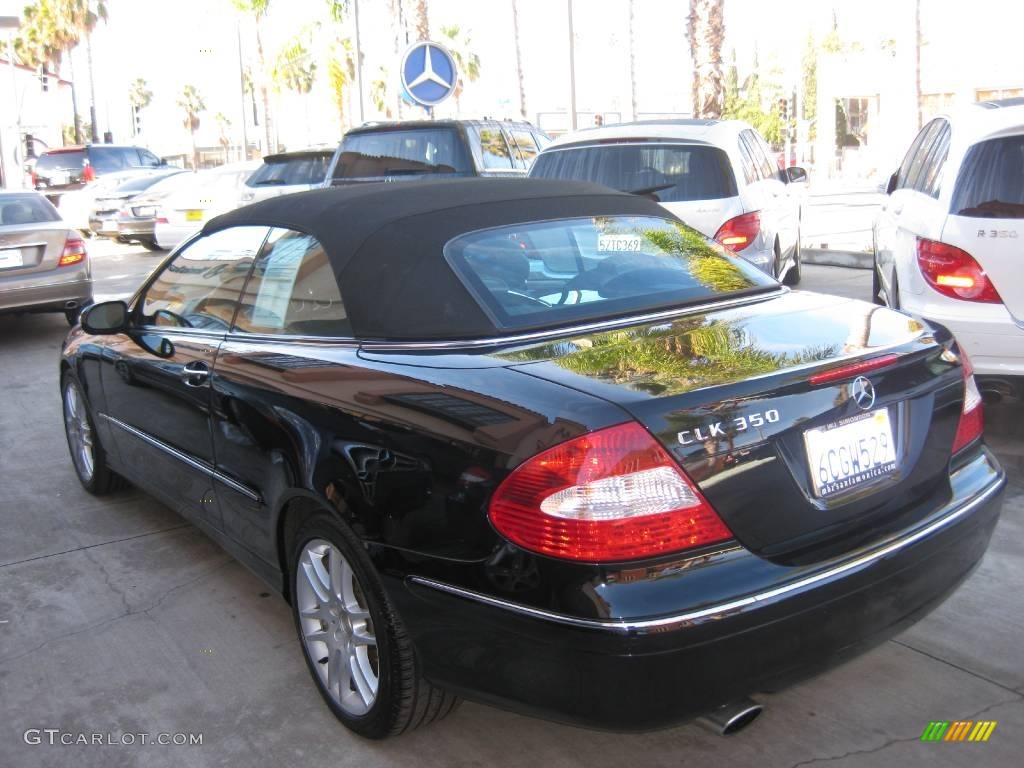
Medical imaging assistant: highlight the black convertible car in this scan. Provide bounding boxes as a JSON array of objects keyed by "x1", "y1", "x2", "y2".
[{"x1": 61, "y1": 179, "x2": 1005, "y2": 739}]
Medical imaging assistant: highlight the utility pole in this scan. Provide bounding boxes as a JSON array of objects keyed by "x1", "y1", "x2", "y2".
[
  {"x1": 567, "y1": 0, "x2": 577, "y2": 130},
  {"x1": 2, "y1": 17, "x2": 23, "y2": 188},
  {"x1": 353, "y1": 0, "x2": 365, "y2": 124},
  {"x1": 86, "y1": 33, "x2": 98, "y2": 141},
  {"x1": 236, "y1": 21, "x2": 249, "y2": 160}
]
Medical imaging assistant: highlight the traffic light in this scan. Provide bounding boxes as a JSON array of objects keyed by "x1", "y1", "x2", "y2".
[
  {"x1": 38, "y1": 67, "x2": 48, "y2": 92},
  {"x1": 778, "y1": 97, "x2": 789, "y2": 122},
  {"x1": 132, "y1": 104, "x2": 142, "y2": 136},
  {"x1": 24, "y1": 133, "x2": 35, "y2": 159}
]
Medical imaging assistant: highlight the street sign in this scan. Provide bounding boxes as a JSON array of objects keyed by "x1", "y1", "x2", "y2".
[{"x1": 400, "y1": 41, "x2": 458, "y2": 108}]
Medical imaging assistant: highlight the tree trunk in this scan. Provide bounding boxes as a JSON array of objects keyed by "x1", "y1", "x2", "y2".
[
  {"x1": 67, "y1": 49, "x2": 82, "y2": 144},
  {"x1": 628, "y1": 0, "x2": 638, "y2": 120},
  {"x1": 86, "y1": 32, "x2": 99, "y2": 142},
  {"x1": 410, "y1": 0, "x2": 430, "y2": 40},
  {"x1": 512, "y1": 0, "x2": 527, "y2": 119},
  {"x1": 688, "y1": 0, "x2": 725, "y2": 119},
  {"x1": 255, "y1": 25, "x2": 274, "y2": 154},
  {"x1": 191, "y1": 128, "x2": 199, "y2": 171}
]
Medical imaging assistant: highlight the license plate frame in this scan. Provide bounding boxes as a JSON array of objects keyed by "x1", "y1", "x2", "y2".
[
  {"x1": 803, "y1": 408, "x2": 897, "y2": 498},
  {"x1": 0, "y1": 248, "x2": 24, "y2": 270}
]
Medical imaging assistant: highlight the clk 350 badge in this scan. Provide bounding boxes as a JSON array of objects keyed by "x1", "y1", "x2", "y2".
[{"x1": 678, "y1": 409, "x2": 780, "y2": 445}]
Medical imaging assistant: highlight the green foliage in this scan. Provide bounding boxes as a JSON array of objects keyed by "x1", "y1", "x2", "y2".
[
  {"x1": 721, "y1": 65, "x2": 784, "y2": 145},
  {"x1": 231, "y1": 0, "x2": 270, "y2": 18},
  {"x1": 15, "y1": 0, "x2": 108, "y2": 68},
  {"x1": 273, "y1": 35, "x2": 317, "y2": 95},
  {"x1": 370, "y1": 66, "x2": 392, "y2": 118},
  {"x1": 801, "y1": 34, "x2": 816, "y2": 140},
  {"x1": 177, "y1": 84, "x2": 205, "y2": 131},
  {"x1": 439, "y1": 23, "x2": 481, "y2": 104},
  {"x1": 327, "y1": 38, "x2": 356, "y2": 126},
  {"x1": 128, "y1": 77, "x2": 152, "y2": 110},
  {"x1": 61, "y1": 114, "x2": 87, "y2": 145}
]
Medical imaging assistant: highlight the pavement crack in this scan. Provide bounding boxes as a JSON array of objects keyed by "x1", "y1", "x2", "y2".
[
  {"x1": 0, "y1": 524, "x2": 191, "y2": 569},
  {"x1": 891, "y1": 638, "x2": 1023, "y2": 697},
  {"x1": 0, "y1": 557, "x2": 232, "y2": 667},
  {"x1": 786, "y1": 697, "x2": 1020, "y2": 768}
]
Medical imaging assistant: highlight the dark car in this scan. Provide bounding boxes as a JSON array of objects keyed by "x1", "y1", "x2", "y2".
[
  {"x1": 62, "y1": 179, "x2": 1004, "y2": 739},
  {"x1": 33, "y1": 145, "x2": 167, "y2": 202},
  {"x1": 326, "y1": 119, "x2": 550, "y2": 185}
]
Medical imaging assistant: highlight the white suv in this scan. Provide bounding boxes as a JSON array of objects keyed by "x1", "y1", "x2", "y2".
[
  {"x1": 873, "y1": 99, "x2": 1024, "y2": 388},
  {"x1": 529, "y1": 119, "x2": 806, "y2": 283}
]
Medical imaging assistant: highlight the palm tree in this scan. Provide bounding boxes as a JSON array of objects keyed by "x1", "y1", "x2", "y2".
[
  {"x1": 178, "y1": 84, "x2": 206, "y2": 171},
  {"x1": 214, "y1": 112, "x2": 232, "y2": 163},
  {"x1": 370, "y1": 66, "x2": 393, "y2": 118},
  {"x1": 128, "y1": 77, "x2": 152, "y2": 136},
  {"x1": 511, "y1": 0, "x2": 526, "y2": 118},
  {"x1": 14, "y1": 0, "x2": 108, "y2": 143},
  {"x1": 687, "y1": 0, "x2": 725, "y2": 118},
  {"x1": 232, "y1": 0, "x2": 274, "y2": 154},
  {"x1": 409, "y1": 0, "x2": 429, "y2": 40},
  {"x1": 628, "y1": 0, "x2": 638, "y2": 120},
  {"x1": 438, "y1": 24, "x2": 480, "y2": 113},
  {"x1": 327, "y1": 38, "x2": 356, "y2": 131}
]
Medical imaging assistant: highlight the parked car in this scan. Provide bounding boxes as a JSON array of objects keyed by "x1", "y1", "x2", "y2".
[
  {"x1": 1, "y1": 191, "x2": 91, "y2": 325},
  {"x1": 325, "y1": 119, "x2": 550, "y2": 185},
  {"x1": 873, "y1": 99, "x2": 1024, "y2": 396},
  {"x1": 64, "y1": 179, "x2": 1003, "y2": 738},
  {"x1": 155, "y1": 160, "x2": 260, "y2": 251},
  {"x1": 88, "y1": 170, "x2": 188, "y2": 248},
  {"x1": 530, "y1": 119, "x2": 806, "y2": 283},
  {"x1": 238, "y1": 149, "x2": 334, "y2": 207},
  {"x1": 57, "y1": 170, "x2": 155, "y2": 235},
  {"x1": 33, "y1": 144, "x2": 168, "y2": 203}
]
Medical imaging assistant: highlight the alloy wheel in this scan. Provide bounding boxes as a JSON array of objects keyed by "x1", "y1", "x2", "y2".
[
  {"x1": 63, "y1": 381, "x2": 95, "y2": 482},
  {"x1": 296, "y1": 539, "x2": 379, "y2": 716}
]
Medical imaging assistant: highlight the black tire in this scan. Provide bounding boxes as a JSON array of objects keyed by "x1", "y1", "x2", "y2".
[
  {"x1": 782, "y1": 233, "x2": 802, "y2": 286},
  {"x1": 61, "y1": 373, "x2": 127, "y2": 495},
  {"x1": 139, "y1": 238, "x2": 163, "y2": 252},
  {"x1": 289, "y1": 512, "x2": 459, "y2": 739}
]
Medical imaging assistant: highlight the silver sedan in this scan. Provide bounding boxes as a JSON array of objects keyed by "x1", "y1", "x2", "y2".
[{"x1": 0, "y1": 191, "x2": 93, "y2": 325}]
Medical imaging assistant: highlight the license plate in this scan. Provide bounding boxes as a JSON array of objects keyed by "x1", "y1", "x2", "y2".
[
  {"x1": 803, "y1": 409, "x2": 897, "y2": 497},
  {"x1": 51, "y1": 171, "x2": 68, "y2": 185},
  {"x1": 0, "y1": 248, "x2": 24, "y2": 269},
  {"x1": 101, "y1": 220, "x2": 119, "y2": 233},
  {"x1": 185, "y1": 209, "x2": 204, "y2": 221}
]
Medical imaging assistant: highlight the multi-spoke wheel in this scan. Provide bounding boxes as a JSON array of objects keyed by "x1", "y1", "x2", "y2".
[
  {"x1": 296, "y1": 539, "x2": 380, "y2": 716},
  {"x1": 61, "y1": 374, "x2": 125, "y2": 495},
  {"x1": 288, "y1": 513, "x2": 459, "y2": 738}
]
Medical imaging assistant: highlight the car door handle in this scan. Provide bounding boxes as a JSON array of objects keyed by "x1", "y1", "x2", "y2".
[
  {"x1": 890, "y1": 202, "x2": 903, "y2": 215},
  {"x1": 181, "y1": 361, "x2": 210, "y2": 386}
]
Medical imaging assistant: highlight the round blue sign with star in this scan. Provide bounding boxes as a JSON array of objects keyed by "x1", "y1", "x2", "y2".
[{"x1": 400, "y1": 41, "x2": 459, "y2": 108}]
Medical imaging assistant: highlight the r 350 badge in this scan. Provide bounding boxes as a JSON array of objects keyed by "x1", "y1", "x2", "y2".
[{"x1": 678, "y1": 409, "x2": 780, "y2": 445}]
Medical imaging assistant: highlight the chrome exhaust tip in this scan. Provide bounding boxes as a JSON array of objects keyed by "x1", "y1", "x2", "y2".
[
  {"x1": 64, "y1": 300, "x2": 79, "y2": 310},
  {"x1": 698, "y1": 698, "x2": 763, "y2": 736}
]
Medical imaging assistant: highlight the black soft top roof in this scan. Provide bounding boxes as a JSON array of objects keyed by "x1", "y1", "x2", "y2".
[{"x1": 204, "y1": 178, "x2": 670, "y2": 340}]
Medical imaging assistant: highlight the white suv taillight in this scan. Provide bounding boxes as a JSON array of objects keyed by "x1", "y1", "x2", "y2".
[
  {"x1": 488, "y1": 422, "x2": 733, "y2": 562},
  {"x1": 916, "y1": 238, "x2": 1002, "y2": 303},
  {"x1": 952, "y1": 349, "x2": 984, "y2": 454}
]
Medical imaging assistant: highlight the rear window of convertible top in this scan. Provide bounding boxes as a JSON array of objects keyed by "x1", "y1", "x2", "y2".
[{"x1": 444, "y1": 215, "x2": 777, "y2": 332}]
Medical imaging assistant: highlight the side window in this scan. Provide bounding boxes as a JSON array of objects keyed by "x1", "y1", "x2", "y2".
[
  {"x1": 895, "y1": 123, "x2": 932, "y2": 190},
  {"x1": 917, "y1": 121, "x2": 951, "y2": 198},
  {"x1": 508, "y1": 129, "x2": 540, "y2": 167},
  {"x1": 476, "y1": 127, "x2": 515, "y2": 170},
  {"x1": 138, "y1": 149, "x2": 162, "y2": 167},
  {"x1": 138, "y1": 226, "x2": 270, "y2": 330},
  {"x1": 904, "y1": 119, "x2": 942, "y2": 192},
  {"x1": 747, "y1": 132, "x2": 777, "y2": 180},
  {"x1": 89, "y1": 148, "x2": 128, "y2": 173},
  {"x1": 736, "y1": 134, "x2": 760, "y2": 184},
  {"x1": 233, "y1": 228, "x2": 350, "y2": 337}
]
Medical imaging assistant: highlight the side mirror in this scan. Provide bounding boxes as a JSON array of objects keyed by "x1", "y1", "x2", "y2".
[
  {"x1": 885, "y1": 170, "x2": 898, "y2": 195},
  {"x1": 81, "y1": 300, "x2": 128, "y2": 335},
  {"x1": 785, "y1": 166, "x2": 808, "y2": 184}
]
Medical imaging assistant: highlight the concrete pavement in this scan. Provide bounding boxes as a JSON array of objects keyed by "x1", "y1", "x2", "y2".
[{"x1": 1, "y1": 251, "x2": 1021, "y2": 767}]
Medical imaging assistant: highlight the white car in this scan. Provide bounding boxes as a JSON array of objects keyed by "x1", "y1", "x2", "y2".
[
  {"x1": 873, "y1": 99, "x2": 1024, "y2": 388},
  {"x1": 56, "y1": 170, "x2": 154, "y2": 234},
  {"x1": 529, "y1": 119, "x2": 806, "y2": 283},
  {"x1": 154, "y1": 161, "x2": 260, "y2": 250},
  {"x1": 237, "y1": 149, "x2": 333, "y2": 207}
]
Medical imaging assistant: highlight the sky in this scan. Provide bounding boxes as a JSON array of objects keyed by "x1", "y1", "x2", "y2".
[{"x1": 0, "y1": 0, "x2": 1020, "y2": 156}]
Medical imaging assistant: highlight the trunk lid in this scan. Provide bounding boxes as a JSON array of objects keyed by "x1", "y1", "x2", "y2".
[
  {"x1": 502, "y1": 291, "x2": 966, "y2": 564},
  {"x1": 0, "y1": 223, "x2": 73, "y2": 276}
]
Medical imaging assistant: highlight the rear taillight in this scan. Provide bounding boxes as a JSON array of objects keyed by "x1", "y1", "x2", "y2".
[
  {"x1": 82, "y1": 163, "x2": 96, "y2": 182},
  {"x1": 952, "y1": 349, "x2": 984, "y2": 454},
  {"x1": 916, "y1": 238, "x2": 1002, "y2": 303},
  {"x1": 714, "y1": 211, "x2": 761, "y2": 252},
  {"x1": 58, "y1": 237, "x2": 87, "y2": 267},
  {"x1": 156, "y1": 216, "x2": 169, "y2": 224},
  {"x1": 488, "y1": 422, "x2": 733, "y2": 562},
  {"x1": 31, "y1": 171, "x2": 38, "y2": 187}
]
